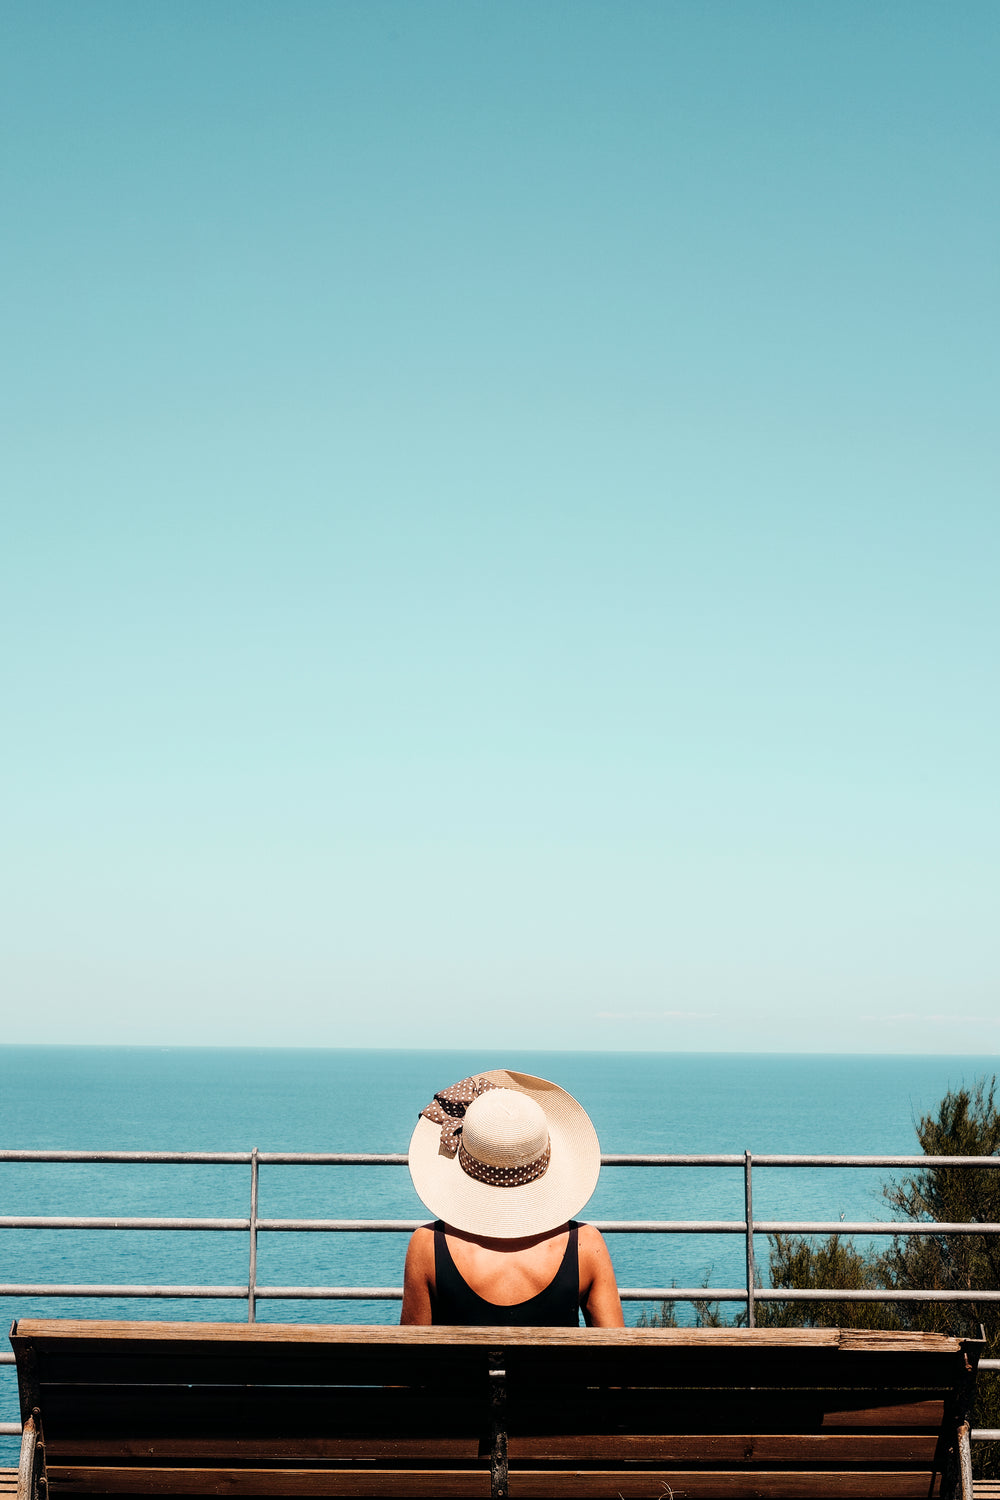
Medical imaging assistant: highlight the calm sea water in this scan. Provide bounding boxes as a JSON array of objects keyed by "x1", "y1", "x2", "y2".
[{"x1": 2, "y1": 1046, "x2": 998, "y2": 1456}]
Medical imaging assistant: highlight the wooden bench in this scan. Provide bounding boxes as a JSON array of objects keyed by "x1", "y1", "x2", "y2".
[{"x1": 10, "y1": 1318, "x2": 982, "y2": 1499}]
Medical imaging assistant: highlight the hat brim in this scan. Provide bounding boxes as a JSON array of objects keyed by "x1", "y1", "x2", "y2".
[{"x1": 407, "y1": 1069, "x2": 601, "y2": 1239}]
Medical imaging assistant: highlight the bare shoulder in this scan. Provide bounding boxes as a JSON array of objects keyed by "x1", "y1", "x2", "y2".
[
  {"x1": 577, "y1": 1222, "x2": 614, "y2": 1264},
  {"x1": 576, "y1": 1221, "x2": 624, "y2": 1328},
  {"x1": 405, "y1": 1224, "x2": 436, "y2": 1270},
  {"x1": 400, "y1": 1224, "x2": 436, "y2": 1325}
]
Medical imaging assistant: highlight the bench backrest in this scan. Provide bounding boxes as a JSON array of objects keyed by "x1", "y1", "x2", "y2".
[{"x1": 10, "y1": 1320, "x2": 981, "y2": 1499}]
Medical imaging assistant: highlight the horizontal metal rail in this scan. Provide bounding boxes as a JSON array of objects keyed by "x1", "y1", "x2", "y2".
[
  {"x1": 0, "y1": 1283, "x2": 249, "y2": 1298},
  {"x1": 3, "y1": 1149, "x2": 999, "y2": 1166},
  {"x1": 10, "y1": 1282, "x2": 1000, "y2": 1302},
  {"x1": 0, "y1": 1151, "x2": 256, "y2": 1164},
  {"x1": 0, "y1": 1217, "x2": 251, "y2": 1230},
  {"x1": 5, "y1": 1214, "x2": 1000, "y2": 1234}
]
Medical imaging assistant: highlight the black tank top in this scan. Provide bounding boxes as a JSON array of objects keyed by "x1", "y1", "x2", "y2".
[{"x1": 429, "y1": 1221, "x2": 581, "y2": 1326}]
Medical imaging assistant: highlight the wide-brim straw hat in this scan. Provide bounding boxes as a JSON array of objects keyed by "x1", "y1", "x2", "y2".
[{"x1": 407, "y1": 1068, "x2": 602, "y2": 1239}]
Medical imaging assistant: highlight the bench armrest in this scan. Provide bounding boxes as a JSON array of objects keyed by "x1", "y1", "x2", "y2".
[{"x1": 17, "y1": 1411, "x2": 40, "y2": 1500}]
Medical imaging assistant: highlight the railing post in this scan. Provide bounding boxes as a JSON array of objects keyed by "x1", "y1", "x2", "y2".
[
  {"x1": 744, "y1": 1149, "x2": 756, "y2": 1329},
  {"x1": 248, "y1": 1148, "x2": 259, "y2": 1323}
]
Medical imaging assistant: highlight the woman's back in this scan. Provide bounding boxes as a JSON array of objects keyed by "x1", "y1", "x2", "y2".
[
  {"x1": 430, "y1": 1220, "x2": 580, "y2": 1326},
  {"x1": 401, "y1": 1216, "x2": 622, "y2": 1326}
]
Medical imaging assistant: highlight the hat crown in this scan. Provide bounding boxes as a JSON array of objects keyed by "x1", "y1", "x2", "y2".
[{"x1": 462, "y1": 1088, "x2": 549, "y2": 1170}]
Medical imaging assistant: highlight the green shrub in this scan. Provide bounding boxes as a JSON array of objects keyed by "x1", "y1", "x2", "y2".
[{"x1": 759, "y1": 1077, "x2": 1000, "y2": 1477}]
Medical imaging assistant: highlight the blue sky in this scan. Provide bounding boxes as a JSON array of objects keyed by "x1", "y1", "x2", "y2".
[{"x1": 3, "y1": 2, "x2": 998, "y2": 1052}]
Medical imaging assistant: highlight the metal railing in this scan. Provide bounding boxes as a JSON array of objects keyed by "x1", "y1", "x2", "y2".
[{"x1": 2, "y1": 1147, "x2": 999, "y2": 1446}]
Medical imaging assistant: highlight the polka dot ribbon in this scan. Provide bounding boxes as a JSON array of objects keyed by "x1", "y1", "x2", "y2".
[
  {"x1": 419, "y1": 1074, "x2": 500, "y2": 1158},
  {"x1": 458, "y1": 1136, "x2": 551, "y2": 1187}
]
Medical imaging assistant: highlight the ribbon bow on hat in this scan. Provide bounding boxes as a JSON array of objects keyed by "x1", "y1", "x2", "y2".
[{"x1": 419, "y1": 1074, "x2": 500, "y2": 1157}]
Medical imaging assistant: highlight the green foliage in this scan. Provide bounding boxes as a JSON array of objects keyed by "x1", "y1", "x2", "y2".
[
  {"x1": 882, "y1": 1076, "x2": 1000, "y2": 1340},
  {"x1": 760, "y1": 1076, "x2": 1000, "y2": 1477},
  {"x1": 636, "y1": 1081, "x2": 1000, "y2": 1469},
  {"x1": 758, "y1": 1232, "x2": 900, "y2": 1331}
]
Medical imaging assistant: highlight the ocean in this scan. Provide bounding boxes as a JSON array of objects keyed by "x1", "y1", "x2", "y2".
[{"x1": 2, "y1": 1046, "x2": 999, "y2": 1458}]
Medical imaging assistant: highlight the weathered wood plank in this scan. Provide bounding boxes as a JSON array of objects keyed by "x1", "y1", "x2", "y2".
[
  {"x1": 820, "y1": 1400, "x2": 945, "y2": 1428},
  {"x1": 35, "y1": 1387, "x2": 483, "y2": 1440},
  {"x1": 514, "y1": 1433, "x2": 941, "y2": 1462},
  {"x1": 502, "y1": 1346, "x2": 964, "y2": 1389},
  {"x1": 46, "y1": 1439, "x2": 486, "y2": 1461},
  {"x1": 46, "y1": 1467, "x2": 491, "y2": 1497},
  {"x1": 25, "y1": 1348, "x2": 968, "y2": 1396},
  {"x1": 34, "y1": 1383, "x2": 947, "y2": 1438},
  {"x1": 509, "y1": 1476, "x2": 943, "y2": 1499},
  {"x1": 11, "y1": 1320, "x2": 968, "y2": 1355},
  {"x1": 507, "y1": 1479, "x2": 942, "y2": 1500},
  {"x1": 43, "y1": 1466, "x2": 943, "y2": 1498},
  {"x1": 44, "y1": 1431, "x2": 944, "y2": 1462}
]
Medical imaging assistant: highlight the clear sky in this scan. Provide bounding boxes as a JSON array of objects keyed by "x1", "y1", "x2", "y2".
[{"x1": 2, "y1": 2, "x2": 997, "y2": 1053}]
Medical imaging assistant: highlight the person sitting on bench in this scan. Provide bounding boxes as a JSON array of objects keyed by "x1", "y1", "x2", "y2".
[{"x1": 401, "y1": 1069, "x2": 623, "y2": 1327}]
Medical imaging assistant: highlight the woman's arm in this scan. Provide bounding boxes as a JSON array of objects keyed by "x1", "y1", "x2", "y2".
[
  {"x1": 399, "y1": 1226, "x2": 435, "y2": 1325},
  {"x1": 578, "y1": 1223, "x2": 625, "y2": 1327}
]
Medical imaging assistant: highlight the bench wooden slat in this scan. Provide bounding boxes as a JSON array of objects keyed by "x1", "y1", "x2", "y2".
[
  {"x1": 9, "y1": 1321, "x2": 964, "y2": 1351},
  {"x1": 12, "y1": 1320, "x2": 971, "y2": 1358},
  {"x1": 34, "y1": 1386, "x2": 484, "y2": 1437},
  {"x1": 510, "y1": 1393, "x2": 950, "y2": 1434},
  {"x1": 44, "y1": 1466, "x2": 944, "y2": 1498},
  {"x1": 514, "y1": 1477, "x2": 943, "y2": 1499},
  {"x1": 24, "y1": 1352, "x2": 488, "y2": 1389},
  {"x1": 33, "y1": 1383, "x2": 947, "y2": 1435},
  {"x1": 46, "y1": 1468, "x2": 491, "y2": 1497},
  {"x1": 24, "y1": 1350, "x2": 970, "y2": 1399},
  {"x1": 509, "y1": 1479, "x2": 943, "y2": 1499},
  {"x1": 44, "y1": 1432, "x2": 945, "y2": 1461},
  {"x1": 504, "y1": 1347, "x2": 969, "y2": 1388}
]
